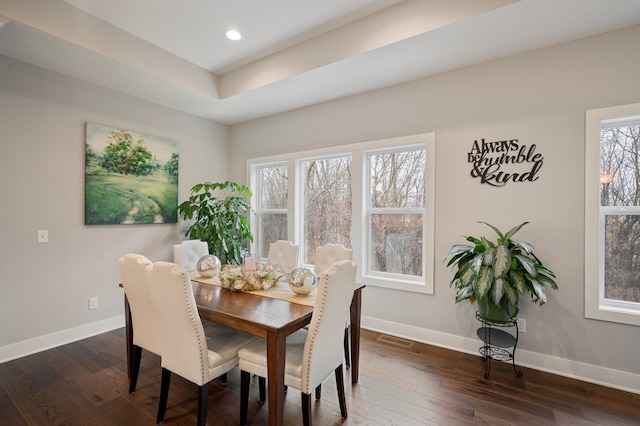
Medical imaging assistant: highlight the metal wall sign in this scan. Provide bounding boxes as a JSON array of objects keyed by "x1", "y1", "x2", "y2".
[{"x1": 468, "y1": 138, "x2": 543, "y2": 187}]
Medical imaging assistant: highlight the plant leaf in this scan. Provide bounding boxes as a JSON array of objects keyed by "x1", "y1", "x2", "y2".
[
  {"x1": 479, "y1": 221, "x2": 505, "y2": 241},
  {"x1": 475, "y1": 266, "x2": 493, "y2": 298},
  {"x1": 515, "y1": 254, "x2": 538, "y2": 278},
  {"x1": 537, "y1": 273, "x2": 558, "y2": 290},
  {"x1": 446, "y1": 251, "x2": 472, "y2": 268},
  {"x1": 531, "y1": 280, "x2": 547, "y2": 305},
  {"x1": 510, "y1": 270, "x2": 525, "y2": 293},
  {"x1": 494, "y1": 244, "x2": 511, "y2": 277},
  {"x1": 455, "y1": 285, "x2": 475, "y2": 303},
  {"x1": 512, "y1": 239, "x2": 534, "y2": 254},
  {"x1": 459, "y1": 264, "x2": 475, "y2": 287},
  {"x1": 504, "y1": 221, "x2": 529, "y2": 240},
  {"x1": 503, "y1": 281, "x2": 518, "y2": 307},
  {"x1": 536, "y1": 263, "x2": 556, "y2": 277},
  {"x1": 473, "y1": 242, "x2": 487, "y2": 253},
  {"x1": 483, "y1": 247, "x2": 495, "y2": 266},
  {"x1": 445, "y1": 244, "x2": 473, "y2": 261},
  {"x1": 472, "y1": 253, "x2": 484, "y2": 274},
  {"x1": 480, "y1": 237, "x2": 494, "y2": 250},
  {"x1": 466, "y1": 236, "x2": 481, "y2": 245},
  {"x1": 492, "y1": 277, "x2": 505, "y2": 304}
]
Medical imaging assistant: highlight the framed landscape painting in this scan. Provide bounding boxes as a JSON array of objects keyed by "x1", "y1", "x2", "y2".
[{"x1": 85, "y1": 122, "x2": 179, "y2": 225}]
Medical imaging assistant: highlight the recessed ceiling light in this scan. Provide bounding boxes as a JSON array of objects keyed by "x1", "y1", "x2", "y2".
[{"x1": 225, "y1": 29, "x2": 242, "y2": 41}]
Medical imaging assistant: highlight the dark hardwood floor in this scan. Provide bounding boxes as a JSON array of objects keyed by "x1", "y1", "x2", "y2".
[{"x1": 1, "y1": 327, "x2": 638, "y2": 425}]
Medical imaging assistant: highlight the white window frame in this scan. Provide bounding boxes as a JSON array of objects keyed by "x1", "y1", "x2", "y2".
[
  {"x1": 363, "y1": 145, "x2": 428, "y2": 290},
  {"x1": 250, "y1": 161, "x2": 292, "y2": 259},
  {"x1": 297, "y1": 152, "x2": 353, "y2": 265},
  {"x1": 247, "y1": 133, "x2": 435, "y2": 294},
  {"x1": 585, "y1": 102, "x2": 640, "y2": 326}
]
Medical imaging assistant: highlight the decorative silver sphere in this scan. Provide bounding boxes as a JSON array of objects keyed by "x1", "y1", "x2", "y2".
[
  {"x1": 196, "y1": 255, "x2": 221, "y2": 278},
  {"x1": 288, "y1": 267, "x2": 317, "y2": 296}
]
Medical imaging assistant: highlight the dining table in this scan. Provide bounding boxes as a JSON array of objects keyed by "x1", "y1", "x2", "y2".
[{"x1": 122, "y1": 271, "x2": 365, "y2": 426}]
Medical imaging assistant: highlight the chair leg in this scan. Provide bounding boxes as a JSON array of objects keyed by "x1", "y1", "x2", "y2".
[
  {"x1": 197, "y1": 383, "x2": 209, "y2": 426},
  {"x1": 344, "y1": 328, "x2": 350, "y2": 369},
  {"x1": 240, "y1": 371, "x2": 250, "y2": 426},
  {"x1": 258, "y1": 376, "x2": 266, "y2": 404},
  {"x1": 335, "y1": 365, "x2": 347, "y2": 419},
  {"x1": 315, "y1": 384, "x2": 321, "y2": 400},
  {"x1": 128, "y1": 345, "x2": 143, "y2": 393},
  {"x1": 253, "y1": 376, "x2": 284, "y2": 404},
  {"x1": 156, "y1": 368, "x2": 171, "y2": 424},
  {"x1": 220, "y1": 372, "x2": 228, "y2": 385},
  {"x1": 301, "y1": 392, "x2": 312, "y2": 426}
]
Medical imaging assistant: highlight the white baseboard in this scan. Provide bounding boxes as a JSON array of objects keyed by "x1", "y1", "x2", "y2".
[
  {"x1": 0, "y1": 315, "x2": 125, "y2": 364},
  {"x1": 362, "y1": 315, "x2": 640, "y2": 395},
  {"x1": 3, "y1": 314, "x2": 638, "y2": 396}
]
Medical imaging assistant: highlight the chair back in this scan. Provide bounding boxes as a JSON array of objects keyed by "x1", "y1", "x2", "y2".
[
  {"x1": 147, "y1": 261, "x2": 212, "y2": 386},
  {"x1": 302, "y1": 259, "x2": 357, "y2": 393},
  {"x1": 267, "y1": 240, "x2": 299, "y2": 273},
  {"x1": 173, "y1": 239, "x2": 209, "y2": 270},
  {"x1": 119, "y1": 254, "x2": 161, "y2": 356},
  {"x1": 314, "y1": 244, "x2": 352, "y2": 275}
]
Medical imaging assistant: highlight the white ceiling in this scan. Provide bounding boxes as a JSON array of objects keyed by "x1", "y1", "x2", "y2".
[{"x1": 1, "y1": 0, "x2": 640, "y2": 125}]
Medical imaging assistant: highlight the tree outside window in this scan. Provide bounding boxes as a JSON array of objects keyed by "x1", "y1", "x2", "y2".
[
  {"x1": 368, "y1": 148, "x2": 426, "y2": 277},
  {"x1": 600, "y1": 121, "x2": 640, "y2": 303},
  {"x1": 255, "y1": 164, "x2": 288, "y2": 257},
  {"x1": 302, "y1": 156, "x2": 352, "y2": 264}
]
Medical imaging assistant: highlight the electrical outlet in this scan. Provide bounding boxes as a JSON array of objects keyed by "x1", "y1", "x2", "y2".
[
  {"x1": 517, "y1": 317, "x2": 526, "y2": 333},
  {"x1": 37, "y1": 230, "x2": 49, "y2": 243},
  {"x1": 89, "y1": 297, "x2": 98, "y2": 310}
]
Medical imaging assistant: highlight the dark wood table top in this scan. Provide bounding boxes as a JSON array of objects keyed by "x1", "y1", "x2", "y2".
[{"x1": 192, "y1": 281, "x2": 314, "y2": 338}]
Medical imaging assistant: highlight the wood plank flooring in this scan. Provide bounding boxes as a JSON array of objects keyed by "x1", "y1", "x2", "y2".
[{"x1": 1, "y1": 328, "x2": 638, "y2": 425}]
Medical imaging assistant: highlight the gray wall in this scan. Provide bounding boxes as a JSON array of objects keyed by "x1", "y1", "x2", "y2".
[
  {"x1": 1, "y1": 24, "x2": 638, "y2": 393},
  {"x1": 229, "y1": 26, "x2": 640, "y2": 390},
  {"x1": 0, "y1": 54, "x2": 229, "y2": 354}
]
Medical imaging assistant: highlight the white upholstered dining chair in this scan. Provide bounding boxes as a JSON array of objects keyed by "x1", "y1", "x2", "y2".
[
  {"x1": 313, "y1": 243, "x2": 352, "y2": 276},
  {"x1": 238, "y1": 259, "x2": 357, "y2": 426},
  {"x1": 314, "y1": 243, "x2": 353, "y2": 368},
  {"x1": 148, "y1": 261, "x2": 258, "y2": 426},
  {"x1": 266, "y1": 240, "x2": 299, "y2": 273},
  {"x1": 173, "y1": 239, "x2": 209, "y2": 270},
  {"x1": 118, "y1": 253, "x2": 159, "y2": 394}
]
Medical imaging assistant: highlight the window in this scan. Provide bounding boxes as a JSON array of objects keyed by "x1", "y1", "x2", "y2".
[
  {"x1": 367, "y1": 147, "x2": 426, "y2": 281},
  {"x1": 253, "y1": 163, "x2": 289, "y2": 258},
  {"x1": 301, "y1": 155, "x2": 352, "y2": 265},
  {"x1": 585, "y1": 103, "x2": 640, "y2": 326},
  {"x1": 249, "y1": 133, "x2": 435, "y2": 293}
]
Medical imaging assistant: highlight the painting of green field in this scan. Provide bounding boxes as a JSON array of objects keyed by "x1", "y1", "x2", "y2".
[{"x1": 85, "y1": 122, "x2": 178, "y2": 225}]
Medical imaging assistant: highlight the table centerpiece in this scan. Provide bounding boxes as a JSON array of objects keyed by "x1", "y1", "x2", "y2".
[{"x1": 218, "y1": 263, "x2": 285, "y2": 291}]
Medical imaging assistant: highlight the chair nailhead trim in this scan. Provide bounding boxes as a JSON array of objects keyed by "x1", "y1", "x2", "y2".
[
  {"x1": 176, "y1": 264, "x2": 207, "y2": 384},
  {"x1": 302, "y1": 263, "x2": 337, "y2": 392}
]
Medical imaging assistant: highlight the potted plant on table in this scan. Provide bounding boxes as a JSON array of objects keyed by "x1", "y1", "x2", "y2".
[
  {"x1": 176, "y1": 181, "x2": 253, "y2": 265},
  {"x1": 445, "y1": 221, "x2": 558, "y2": 323}
]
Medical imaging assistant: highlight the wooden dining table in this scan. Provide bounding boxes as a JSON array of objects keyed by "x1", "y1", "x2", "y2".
[{"x1": 122, "y1": 279, "x2": 364, "y2": 426}]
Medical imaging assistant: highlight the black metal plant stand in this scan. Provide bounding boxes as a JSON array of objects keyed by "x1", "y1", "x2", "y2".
[{"x1": 476, "y1": 311, "x2": 523, "y2": 379}]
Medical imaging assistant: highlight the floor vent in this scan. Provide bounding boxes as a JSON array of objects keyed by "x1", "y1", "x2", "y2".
[{"x1": 376, "y1": 334, "x2": 414, "y2": 348}]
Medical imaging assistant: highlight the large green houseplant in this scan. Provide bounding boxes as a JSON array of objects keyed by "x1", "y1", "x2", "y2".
[
  {"x1": 445, "y1": 221, "x2": 558, "y2": 323},
  {"x1": 176, "y1": 181, "x2": 253, "y2": 265}
]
